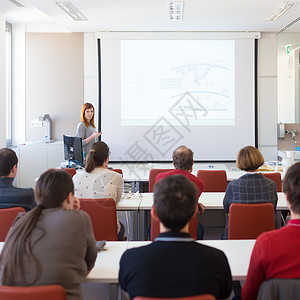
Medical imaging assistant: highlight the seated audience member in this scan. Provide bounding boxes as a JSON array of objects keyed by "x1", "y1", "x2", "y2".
[
  {"x1": 242, "y1": 162, "x2": 300, "y2": 300},
  {"x1": 0, "y1": 169, "x2": 97, "y2": 300},
  {"x1": 156, "y1": 145, "x2": 204, "y2": 198},
  {"x1": 119, "y1": 175, "x2": 232, "y2": 300},
  {"x1": 222, "y1": 146, "x2": 278, "y2": 238},
  {"x1": 0, "y1": 148, "x2": 35, "y2": 211},
  {"x1": 155, "y1": 145, "x2": 205, "y2": 239},
  {"x1": 73, "y1": 141, "x2": 124, "y2": 240}
]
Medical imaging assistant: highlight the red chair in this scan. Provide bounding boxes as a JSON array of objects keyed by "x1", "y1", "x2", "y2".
[
  {"x1": 149, "y1": 169, "x2": 173, "y2": 192},
  {"x1": 196, "y1": 170, "x2": 227, "y2": 192},
  {"x1": 228, "y1": 203, "x2": 275, "y2": 240},
  {"x1": 0, "y1": 285, "x2": 66, "y2": 300},
  {"x1": 151, "y1": 206, "x2": 198, "y2": 241},
  {"x1": 134, "y1": 294, "x2": 216, "y2": 300},
  {"x1": 111, "y1": 168, "x2": 123, "y2": 176},
  {"x1": 0, "y1": 207, "x2": 25, "y2": 241},
  {"x1": 262, "y1": 172, "x2": 282, "y2": 192},
  {"x1": 80, "y1": 198, "x2": 118, "y2": 241},
  {"x1": 62, "y1": 168, "x2": 76, "y2": 177}
]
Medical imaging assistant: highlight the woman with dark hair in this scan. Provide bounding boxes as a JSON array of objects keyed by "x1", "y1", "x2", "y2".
[
  {"x1": 73, "y1": 141, "x2": 124, "y2": 240},
  {"x1": 0, "y1": 169, "x2": 97, "y2": 300},
  {"x1": 76, "y1": 102, "x2": 101, "y2": 156}
]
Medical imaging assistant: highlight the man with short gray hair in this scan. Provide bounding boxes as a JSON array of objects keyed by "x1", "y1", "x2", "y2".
[{"x1": 155, "y1": 145, "x2": 205, "y2": 239}]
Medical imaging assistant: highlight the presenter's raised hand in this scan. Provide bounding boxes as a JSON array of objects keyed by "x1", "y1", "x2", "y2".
[{"x1": 92, "y1": 131, "x2": 102, "y2": 139}]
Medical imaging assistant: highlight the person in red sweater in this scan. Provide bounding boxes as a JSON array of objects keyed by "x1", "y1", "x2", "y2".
[
  {"x1": 242, "y1": 162, "x2": 300, "y2": 300},
  {"x1": 155, "y1": 145, "x2": 205, "y2": 239}
]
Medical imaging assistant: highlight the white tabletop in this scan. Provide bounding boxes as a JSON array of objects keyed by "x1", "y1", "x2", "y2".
[
  {"x1": 117, "y1": 193, "x2": 143, "y2": 210},
  {"x1": 0, "y1": 239, "x2": 261, "y2": 282},
  {"x1": 90, "y1": 239, "x2": 255, "y2": 282},
  {"x1": 86, "y1": 241, "x2": 128, "y2": 283},
  {"x1": 200, "y1": 240, "x2": 255, "y2": 280},
  {"x1": 133, "y1": 192, "x2": 288, "y2": 211}
]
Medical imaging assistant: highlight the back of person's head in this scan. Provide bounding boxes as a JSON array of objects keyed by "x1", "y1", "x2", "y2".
[
  {"x1": 154, "y1": 175, "x2": 198, "y2": 232},
  {"x1": 80, "y1": 102, "x2": 95, "y2": 128},
  {"x1": 0, "y1": 148, "x2": 18, "y2": 176},
  {"x1": 36, "y1": 169, "x2": 74, "y2": 208},
  {"x1": 283, "y1": 162, "x2": 300, "y2": 215},
  {"x1": 236, "y1": 146, "x2": 264, "y2": 171},
  {"x1": 172, "y1": 145, "x2": 194, "y2": 170},
  {"x1": 0, "y1": 169, "x2": 74, "y2": 286},
  {"x1": 85, "y1": 141, "x2": 110, "y2": 173}
]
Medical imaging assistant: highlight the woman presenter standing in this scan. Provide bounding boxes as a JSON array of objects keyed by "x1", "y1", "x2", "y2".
[{"x1": 76, "y1": 103, "x2": 101, "y2": 157}]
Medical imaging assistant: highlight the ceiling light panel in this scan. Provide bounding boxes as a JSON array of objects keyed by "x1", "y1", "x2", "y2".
[
  {"x1": 265, "y1": 1, "x2": 296, "y2": 21},
  {"x1": 56, "y1": 1, "x2": 88, "y2": 21},
  {"x1": 7, "y1": 0, "x2": 24, "y2": 7}
]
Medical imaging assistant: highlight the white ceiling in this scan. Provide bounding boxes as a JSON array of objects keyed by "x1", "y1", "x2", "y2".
[{"x1": 1, "y1": 0, "x2": 300, "y2": 33}]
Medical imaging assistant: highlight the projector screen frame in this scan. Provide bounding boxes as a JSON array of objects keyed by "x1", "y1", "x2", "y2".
[{"x1": 97, "y1": 33, "x2": 259, "y2": 163}]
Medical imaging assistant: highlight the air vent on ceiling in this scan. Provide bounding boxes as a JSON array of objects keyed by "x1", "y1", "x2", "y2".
[
  {"x1": 277, "y1": 16, "x2": 300, "y2": 34},
  {"x1": 7, "y1": 0, "x2": 24, "y2": 7},
  {"x1": 168, "y1": 2, "x2": 184, "y2": 21}
]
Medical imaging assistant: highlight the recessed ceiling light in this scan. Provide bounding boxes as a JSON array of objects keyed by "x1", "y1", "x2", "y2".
[
  {"x1": 56, "y1": 1, "x2": 88, "y2": 21},
  {"x1": 168, "y1": 2, "x2": 184, "y2": 21},
  {"x1": 265, "y1": 2, "x2": 295, "y2": 21},
  {"x1": 8, "y1": 0, "x2": 24, "y2": 7}
]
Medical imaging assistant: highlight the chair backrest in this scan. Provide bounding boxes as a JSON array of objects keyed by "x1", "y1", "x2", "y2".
[
  {"x1": 80, "y1": 198, "x2": 118, "y2": 241},
  {"x1": 262, "y1": 172, "x2": 282, "y2": 192},
  {"x1": 134, "y1": 294, "x2": 216, "y2": 300},
  {"x1": 196, "y1": 170, "x2": 227, "y2": 192},
  {"x1": 257, "y1": 278, "x2": 300, "y2": 300},
  {"x1": 0, "y1": 207, "x2": 25, "y2": 241},
  {"x1": 62, "y1": 168, "x2": 76, "y2": 177},
  {"x1": 150, "y1": 206, "x2": 198, "y2": 241},
  {"x1": 0, "y1": 285, "x2": 66, "y2": 300},
  {"x1": 149, "y1": 169, "x2": 173, "y2": 192},
  {"x1": 111, "y1": 168, "x2": 123, "y2": 176},
  {"x1": 228, "y1": 203, "x2": 275, "y2": 240}
]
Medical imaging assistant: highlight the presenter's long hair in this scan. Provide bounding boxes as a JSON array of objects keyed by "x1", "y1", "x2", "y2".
[
  {"x1": 81, "y1": 102, "x2": 96, "y2": 128},
  {"x1": 85, "y1": 141, "x2": 110, "y2": 173},
  {"x1": 0, "y1": 169, "x2": 74, "y2": 286}
]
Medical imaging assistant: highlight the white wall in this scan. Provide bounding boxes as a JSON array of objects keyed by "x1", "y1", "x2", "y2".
[
  {"x1": 12, "y1": 24, "x2": 26, "y2": 145},
  {"x1": 84, "y1": 33, "x2": 99, "y2": 127},
  {"x1": 277, "y1": 50, "x2": 296, "y2": 123},
  {"x1": 25, "y1": 33, "x2": 84, "y2": 141},
  {"x1": 277, "y1": 33, "x2": 300, "y2": 123},
  {"x1": 257, "y1": 33, "x2": 278, "y2": 161},
  {"x1": 7, "y1": 31, "x2": 279, "y2": 161},
  {"x1": 0, "y1": 12, "x2": 6, "y2": 148}
]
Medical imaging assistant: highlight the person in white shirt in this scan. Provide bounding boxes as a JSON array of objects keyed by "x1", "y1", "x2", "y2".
[{"x1": 73, "y1": 141, "x2": 124, "y2": 240}]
